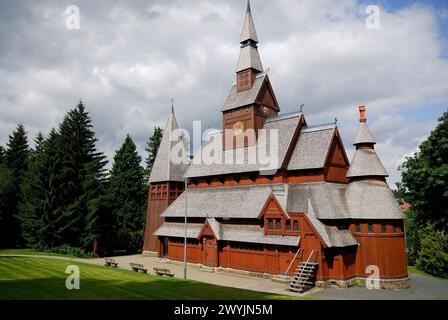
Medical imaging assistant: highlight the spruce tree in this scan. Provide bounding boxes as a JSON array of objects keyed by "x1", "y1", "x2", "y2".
[
  {"x1": 2, "y1": 124, "x2": 30, "y2": 247},
  {"x1": 109, "y1": 135, "x2": 146, "y2": 253},
  {"x1": 145, "y1": 127, "x2": 163, "y2": 178},
  {"x1": 0, "y1": 146, "x2": 5, "y2": 164},
  {"x1": 57, "y1": 101, "x2": 107, "y2": 249},
  {"x1": 17, "y1": 133, "x2": 47, "y2": 246}
]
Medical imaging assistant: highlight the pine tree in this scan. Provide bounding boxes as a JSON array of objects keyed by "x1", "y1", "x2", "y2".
[
  {"x1": 57, "y1": 101, "x2": 107, "y2": 249},
  {"x1": 17, "y1": 133, "x2": 47, "y2": 246},
  {"x1": 145, "y1": 127, "x2": 163, "y2": 178},
  {"x1": 109, "y1": 135, "x2": 146, "y2": 253},
  {"x1": 0, "y1": 146, "x2": 5, "y2": 164},
  {"x1": 1, "y1": 124, "x2": 30, "y2": 247}
]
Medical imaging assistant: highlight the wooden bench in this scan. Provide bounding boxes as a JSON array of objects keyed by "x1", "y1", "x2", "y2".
[
  {"x1": 153, "y1": 267, "x2": 174, "y2": 277},
  {"x1": 104, "y1": 257, "x2": 119, "y2": 267},
  {"x1": 130, "y1": 262, "x2": 148, "y2": 273}
]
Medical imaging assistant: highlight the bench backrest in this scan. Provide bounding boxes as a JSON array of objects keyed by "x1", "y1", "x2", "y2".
[
  {"x1": 130, "y1": 263, "x2": 144, "y2": 268},
  {"x1": 154, "y1": 268, "x2": 170, "y2": 273}
]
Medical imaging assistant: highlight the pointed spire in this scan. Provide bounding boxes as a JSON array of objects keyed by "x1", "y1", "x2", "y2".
[
  {"x1": 353, "y1": 106, "x2": 375, "y2": 145},
  {"x1": 347, "y1": 106, "x2": 388, "y2": 179},
  {"x1": 170, "y1": 98, "x2": 175, "y2": 114},
  {"x1": 236, "y1": 0, "x2": 263, "y2": 73},
  {"x1": 240, "y1": 0, "x2": 258, "y2": 43},
  {"x1": 149, "y1": 106, "x2": 189, "y2": 183}
]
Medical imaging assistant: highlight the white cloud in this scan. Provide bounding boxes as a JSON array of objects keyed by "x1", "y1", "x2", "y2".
[{"x1": 0, "y1": 0, "x2": 446, "y2": 184}]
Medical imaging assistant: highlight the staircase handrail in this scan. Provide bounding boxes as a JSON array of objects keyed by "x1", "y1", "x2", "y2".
[
  {"x1": 297, "y1": 249, "x2": 316, "y2": 280},
  {"x1": 284, "y1": 248, "x2": 301, "y2": 275}
]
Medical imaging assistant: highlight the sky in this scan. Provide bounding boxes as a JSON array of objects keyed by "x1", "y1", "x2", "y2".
[{"x1": 0, "y1": 0, "x2": 447, "y2": 186}]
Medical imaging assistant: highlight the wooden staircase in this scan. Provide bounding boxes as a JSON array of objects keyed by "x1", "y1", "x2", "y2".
[{"x1": 288, "y1": 250, "x2": 318, "y2": 293}]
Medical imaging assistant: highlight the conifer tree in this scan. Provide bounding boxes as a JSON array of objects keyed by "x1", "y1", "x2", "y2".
[
  {"x1": 18, "y1": 132, "x2": 47, "y2": 246},
  {"x1": 145, "y1": 127, "x2": 163, "y2": 177},
  {"x1": 0, "y1": 146, "x2": 5, "y2": 164},
  {"x1": 2, "y1": 124, "x2": 30, "y2": 247},
  {"x1": 109, "y1": 135, "x2": 146, "y2": 253},
  {"x1": 57, "y1": 101, "x2": 107, "y2": 248}
]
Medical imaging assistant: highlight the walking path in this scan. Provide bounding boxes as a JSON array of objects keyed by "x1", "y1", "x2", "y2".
[{"x1": 2, "y1": 253, "x2": 447, "y2": 299}]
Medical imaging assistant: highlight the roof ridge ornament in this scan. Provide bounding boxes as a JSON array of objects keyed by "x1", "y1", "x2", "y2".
[{"x1": 359, "y1": 105, "x2": 366, "y2": 123}]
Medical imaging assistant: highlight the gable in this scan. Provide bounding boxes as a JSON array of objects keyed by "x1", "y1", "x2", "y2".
[
  {"x1": 198, "y1": 220, "x2": 217, "y2": 239},
  {"x1": 258, "y1": 194, "x2": 290, "y2": 219},
  {"x1": 256, "y1": 76, "x2": 279, "y2": 111}
]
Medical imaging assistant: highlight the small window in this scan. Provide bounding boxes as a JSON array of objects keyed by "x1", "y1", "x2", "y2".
[
  {"x1": 268, "y1": 220, "x2": 274, "y2": 230},
  {"x1": 393, "y1": 224, "x2": 397, "y2": 233},
  {"x1": 293, "y1": 220, "x2": 299, "y2": 231},
  {"x1": 275, "y1": 220, "x2": 282, "y2": 230},
  {"x1": 355, "y1": 223, "x2": 361, "y2": 233},
  {"x1": 368, "y1": 223, "x2": 374, "y2": 233},
  {"x1": 285, "y1": 220, "x2": 291, "y2": 230},
  {"x1": 381, "y1": 223, "x2": 387, "y2": 233}
]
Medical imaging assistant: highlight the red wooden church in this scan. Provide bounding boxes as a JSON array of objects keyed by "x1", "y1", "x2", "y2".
[{"x1": 143, "y1": 2, "x2": 409, "y2": 291}]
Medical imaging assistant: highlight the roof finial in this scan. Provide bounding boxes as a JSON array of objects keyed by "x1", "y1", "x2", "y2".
[
  {"x1": 247, "y1": 0, "x2": 251, "y2": 13},
  {"x1": 299, "y1": 104, "x2": 304, "y2": 113},
  {"x1": 334, "y1": 117, "x2": 338, "y2": 124},
  {"x1": 359, "y1": 105, "x2": 366, "y2": 123},
  {"x1": 240, "y1": 0, "x2": 258, "y2": 43},
  {"x1": 170, "y1": 98, "x2": 175, "y2": 113}
]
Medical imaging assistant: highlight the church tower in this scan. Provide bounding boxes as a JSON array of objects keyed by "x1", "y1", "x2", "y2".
[
  {"x1": 143, "y1": 106, "x2": 189, "y2": 254},
  {"x1": 221, "y1": 1, "x2": 280, "y2": 149}
]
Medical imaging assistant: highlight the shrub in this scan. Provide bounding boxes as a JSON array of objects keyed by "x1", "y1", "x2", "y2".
[
  {"x1": 416, "y1": 224, "x2": 448, "y2": 278},
  {"x1": 37, "y1": 244, "x2": 94, "y2": 258}
]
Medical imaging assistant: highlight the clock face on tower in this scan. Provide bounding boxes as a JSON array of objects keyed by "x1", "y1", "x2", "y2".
[{"x1": 232, "y1": 121, "x2": 244, "y2": 136}]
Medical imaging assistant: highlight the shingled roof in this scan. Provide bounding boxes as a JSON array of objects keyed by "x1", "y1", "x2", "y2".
[
  {"x1": 354, "y1": 122, "x2": 375, "y2": 145},
  {"x1": 161, "y1": 184, "x2": 273, "y2": 218},
  {"x1": 221, "y1": 73, "x2": 266, "y2": 112},
  {"x1": 184, "y1": 113, "x2": 303, "y2": 178},
  {"x1": 306, "y1": 199, "x2": 358, "y2": 248},
  {"x1": 346, "y1": 148, "x2": 388, "y2": 178},
  {"x1": 149, "y1": 109, "x2": 189, "y2": 183},
  {"x1": 287, "y1": 124, "x2": 336, "y2": 171},
  {"x1": 154, "y1": 221, "x2": 300, "y2": 246}
]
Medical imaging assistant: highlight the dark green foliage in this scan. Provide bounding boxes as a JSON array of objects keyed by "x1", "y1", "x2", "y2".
[
  {"x1": 0, "y1": 146, "x2": 5, "y2": 164},
  {"x1": 145, "y1": 126, "x2": 163, "y2": 177},
  {"x1": 416, "y1": 224, "x2": 448, "y2": 278},
  {"x1": 42, "y1": 244, "x2": 94, "y2": 258},
  {"x1": 399, "y1": 111, "x2": 448, "y2": 233},
  {"x1": 17, "y1": 133, "x2": 47, "y2": 246},
  {"x1": 404, "y1": 209, "x2": 420, "y2": 265},
  {"x1": 399, "y1": 111, "x2": 448, "y2": 277},
  {"x1": 108, "y1": 135, "x2": 146, "y2": 253},
  {"x1": 56, "y1": 101, "x2": 107, "y2": 248},
  {"x1": 1, "y1": 124, "x2": 30, "y2": 247}
]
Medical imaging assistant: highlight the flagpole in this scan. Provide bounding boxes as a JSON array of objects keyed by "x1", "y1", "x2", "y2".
[{"x1": 183, "y1": 178, "x2": 188, "y2": 279}]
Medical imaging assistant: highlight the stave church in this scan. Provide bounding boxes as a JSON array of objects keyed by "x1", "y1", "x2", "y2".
[{"x1": 142, "y1": 1, "x2": 409, "y2": 291}]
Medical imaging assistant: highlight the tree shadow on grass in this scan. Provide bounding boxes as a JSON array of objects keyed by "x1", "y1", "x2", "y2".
[{"x1": 0, "y1": 277, "x2": 296, "y2": 300}]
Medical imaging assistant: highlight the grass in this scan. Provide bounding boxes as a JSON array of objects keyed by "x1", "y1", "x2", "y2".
[
  {"x1": 0, "y1": 257, "x2": 305, "y2": 300},
  {"x1": 0, "y1": 248, "x2": 81, "y2": 258},
  {"x1": 408, "y1": 266, "x2": 447, "y2": 280}
]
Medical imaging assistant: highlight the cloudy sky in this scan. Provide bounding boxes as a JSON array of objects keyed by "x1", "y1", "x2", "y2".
[{"x1": 1, "y1": 0, "x2": 447, "y2": 185}]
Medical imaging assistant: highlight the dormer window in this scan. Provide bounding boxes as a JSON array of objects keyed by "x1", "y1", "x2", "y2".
[
  {"x1": 275, "y1": 220, "x2": 281, "y2": 230},
  {"x1": 268, "y1": 220, "x2": 274, "y2": 230},
  {"x1": 293, "y1": 220, "x2": 299, "y2": 231},
  {"x1": 285, "y1": 220, "x2": 291, "y2": 231}
]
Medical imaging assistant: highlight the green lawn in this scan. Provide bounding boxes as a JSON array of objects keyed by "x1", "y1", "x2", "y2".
[
  {"x1": 0, "y1": 257, "x2": 304, "y2": 300},
  {"x1": 0, "y1": 248, "x2": 80, "y2": 258}
]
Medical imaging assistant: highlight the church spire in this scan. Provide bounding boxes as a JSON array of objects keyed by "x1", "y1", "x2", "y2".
[
  {"x1": 236, "y1": 0, "x2": 263, "y2": 73},
  {"x1": 346, "y1": 106, "x2": 388, "y2": 180},
  {"x1": 240, "y1": 0, "x2": 258, "y2": 44}
]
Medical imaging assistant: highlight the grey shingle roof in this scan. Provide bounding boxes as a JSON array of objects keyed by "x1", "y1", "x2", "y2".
[
  {"x1": 221, "y1": 224, "x2": 300, "y2": 246},
  {"x1": 149, "y1": 110, "x2": 190, "y2": 183},
  {"x1": 306, "y1": 199, "x2": 358, "y2": 248},
  {"x1": 345, "y1": 181, "x2": 405, "y2": 219},
  {"x1": 240, "y1": 0, "x2": 259, "y2": 43},
  {"x1": 287, "y1": 125, "x2": 336, "y2": 170},
  {"x1": 161, "y1": 184, "x2": 274, "y2": 218},
  {"x1": 154, "y1": 221, "x2": 300, "y2": 246},
  {"x1": 287, "y1": 182, "x2": 348, "y2": 219},
  {"x1": 354, "y1": 122, "x2": 375, "y2": 145},
  {"x1": 346, "y1": 148, "x2": 388, "y2": 178},
  {"x1": 184, "y1": 114, "x2": 302, "y2": 178},
  {"x1": 236, "y1": 45, "x2": 263, "y2": 73},
  {"x1": 154, "y1": 222, "x2": 202, "y2": 239},
  {"x1": 221, "y1": 73, "x2": 266, "y2": 112}
]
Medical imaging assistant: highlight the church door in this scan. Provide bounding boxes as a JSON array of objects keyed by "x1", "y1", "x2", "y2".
[{"x1": 205, "y1": 238, "x2": 216, "y2": 267}]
